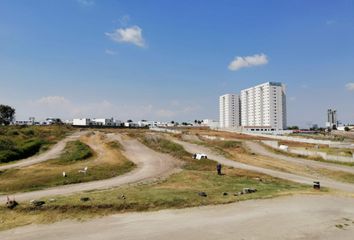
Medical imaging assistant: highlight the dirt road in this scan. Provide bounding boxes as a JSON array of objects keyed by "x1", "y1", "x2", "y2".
[
  {"x1": 245, "y1": 141, "x2": 354, "y2": 174},
  {"x1": 172, "y1": 139, "x2": 354, "y2": 193},
  {"x1": 0, "y1": 134, "x2": 181, "y2": 202},
  {"x1": 0, "y1": 131, "x2": 86, "y2": 171},
  {"x1": 1, "y1": 195, "x2": 354, "y2": 240}
]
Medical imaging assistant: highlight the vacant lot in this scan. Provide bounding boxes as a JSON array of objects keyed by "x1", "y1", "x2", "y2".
[
  {"x1": 0, "y1": 132, "x2": 135, "y2": 194},
  {"x1": 0, "y1": 125, "x2": 72, "y2": 164},
  {"x1": 0, "y1": 133, "x2": 316, "y2": 231}
]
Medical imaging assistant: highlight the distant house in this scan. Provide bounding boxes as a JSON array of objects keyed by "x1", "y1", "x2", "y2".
[
  {"x1": 73, "y1": 118, "x2": 121, "y2": 127},
  {"x1": 13, "y1": 117, "x2": 35, "y2": 126},
  {"x1": 73, "y1": 118, "x2": 91, "y2": 126},
  {"x1": 45, "y1": 118, "x2": 62, "y2": 125},
  {"x1": 124, "y1": 122, "x2": 139, "y2": 127},
  {"x1": 13, "y1": 120, "x2": 34, "y2": 126},
  {"x1": 115, "y1": 120, "x2": 122, "y2": 126},
  {"x1": 138, "y1": 120, "x2": 151, "y2": 127},
  {"x1": 202, "y1": 119, "x2": 219, "y2": 128},
  {"x1": 91, "y1": 118, "x2": 115, "y2": 126}
]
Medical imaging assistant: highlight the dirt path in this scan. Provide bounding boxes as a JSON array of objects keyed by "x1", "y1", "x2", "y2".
[
  {"x1": 245, "y1": 141, "x2": 354, "y2": 174},
  {"x1": 0, "y1": 134, "x2": 181, "y2": 202},
  {"x1": 1, "y1": 194, "x2": 354, "y2": 240},
  {"x1": 172, "y1": 139, "x2": 354, "y2": 193},
  {"x1": 0, "y1": 131, "x2": 86, "y2": 171}
]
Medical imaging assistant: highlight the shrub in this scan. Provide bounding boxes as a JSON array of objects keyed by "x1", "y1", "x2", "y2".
[
  {"x1": 59, "y1": 141, "x2": 93, "y2": 163},
  {"x1": 18, "y1": 139, "x2": 43, "y2": 158},
  {"x1": 0, "y1": 150, "x2": 19, "y2": 163}
]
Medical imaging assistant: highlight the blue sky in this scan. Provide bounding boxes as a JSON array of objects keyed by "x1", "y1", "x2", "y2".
[{"x1": 0, "y1": 0, "x2": 353, "y2": 127}]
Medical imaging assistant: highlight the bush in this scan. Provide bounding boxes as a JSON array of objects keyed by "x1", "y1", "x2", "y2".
[
  {"x1": 0, "y1": 125, "x2": 72, "y2": 163},
  {"x1": 18, "y1": 139, "x2": 43, "y2": 158},
  {"x1": 0, "y1": 139, "x2": 43, "y2": 163},
  {"x1": 0, "y1": 138, "x2": 16, "y2": 151},
  {"x1": 218, "y1": 141, "x2": 241, "y2": 149},
  {"x1": 0, "y1": 150, "x2": 19, "y2": 163},
  {"x1": 59, "y1": 141, "x2": 93, "y2": 163}
]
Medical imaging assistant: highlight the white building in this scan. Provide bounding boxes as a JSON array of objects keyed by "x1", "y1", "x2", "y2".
[
  {"x1": 240, "y1": 82, "x2": 286, "y2": 132},
  {"x1": 202, "y1": 119, "x2": 219, "y2": 128},
  {"x1": 326, "y1": 109, "x2": 338, "y2": 129},
  {"x1": 73, "y1": 118, "x2": 91, "y2": 126},
  {"x1": 91, "y1": 118, "x2": 115, "y2": 126},
  {"x1": 219, "y1": 94, "x2": 240, "y2": 128}
]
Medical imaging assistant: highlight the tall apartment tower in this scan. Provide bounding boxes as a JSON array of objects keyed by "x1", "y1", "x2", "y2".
[
  {"x1": 326, "y1": 109, "x2": 337, "y2": 129},
  {"x1": 219, "y1": 94, "x2": 240, "y2": 128},
  {"x1": 240, "y1": 82, "x2": 287, "y2": 131}
]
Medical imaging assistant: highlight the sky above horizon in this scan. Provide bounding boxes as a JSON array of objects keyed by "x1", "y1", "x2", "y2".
[{"x1": 1, "y1": 0, "x2": 354, "y2": 127}]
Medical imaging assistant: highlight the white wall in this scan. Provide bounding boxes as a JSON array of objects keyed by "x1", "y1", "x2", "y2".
[{"x1": 73, "y1": 118, "x2": 91, "y2": 126}]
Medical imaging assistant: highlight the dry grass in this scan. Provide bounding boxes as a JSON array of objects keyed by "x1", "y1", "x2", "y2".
[
  {"x1": 200, "y1": 140, "x2": 354, "y2": 184},
  {"x1": 179, "y1": 128, "x2": 268, "y2": 141}
]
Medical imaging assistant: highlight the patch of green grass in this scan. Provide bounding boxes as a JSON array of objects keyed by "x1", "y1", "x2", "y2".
[
  {"x1": 0, "y1": 125, "x2": 73, "y2": 163},
  {"x1": 54, "y1": 140, "x2": 93, "y2": 164}
]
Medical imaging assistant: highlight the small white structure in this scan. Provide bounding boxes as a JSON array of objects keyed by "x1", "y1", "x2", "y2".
[
  {"x1": 193, "y1": 153, "x2": 208, "y2": 160},
  {"x1": 138, "y1": 120, "x2": 151, "y2": 127},
  {"x1": 202, "y1": 119, "x2": 220, "y2": 128},
  {"x1": 124, "y1": 122, "x2": 139, "y2": 127},
  {"x1": 115, "y1": 119, "x2": 122, "y2": 126},
  {"x1": 279, "y1": 145, "x2": 289, "y2": 151},
  {"x1": 13, "y1": 117, "x2": 36, "y2": 125}
]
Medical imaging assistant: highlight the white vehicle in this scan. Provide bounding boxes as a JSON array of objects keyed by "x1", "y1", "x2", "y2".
[{"x1": 193, "y1": 153, "x2": 208, "y2": 160}]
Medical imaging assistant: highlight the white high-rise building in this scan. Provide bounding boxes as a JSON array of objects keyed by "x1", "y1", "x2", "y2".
[
  {"x1": 240, "y1": 82, "x2": 286, "y2": 131},
  {"x1": 219, "y1": 94, "x2": 240, "y2": 128}
]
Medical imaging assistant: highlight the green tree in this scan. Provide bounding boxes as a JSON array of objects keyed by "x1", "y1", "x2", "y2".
[
  {"x1": 344, "y1": 126, "x2": 350, "y2": 132},
  {"x1": 0, "y1": 104, "x2": 15, "y2": 125}
]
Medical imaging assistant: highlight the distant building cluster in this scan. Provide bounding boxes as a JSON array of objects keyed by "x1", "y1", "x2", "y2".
[
  {"x1": 13, "y1": 117, "x2": 62, "y2": 126},
  {"x1": 72, "y1": 118, "x2": 185, "y2": 128},
  {"x1": 219, "y1": 82, "x2": 287, "y2": 133}
]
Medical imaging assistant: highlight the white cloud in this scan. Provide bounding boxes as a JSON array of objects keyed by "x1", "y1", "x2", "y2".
[
  {"x1": 228, "y1": 53, "x2": 268, "y2": 71},
  {"x1": 36, "y1": 96, "x2": 70, "y2": 105},
  {"x1": 345, "y1": 83, "x2": 354, "y2": 91},
  {"x1": 105, "y1": 26, "x2": 145, "y2": 47},
  {"x1": 76, "y1": 0, "x2": 94, "y2": 6},
  {"x1": 105, "y1": 49, "x2": 117, "y2": 55}
]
